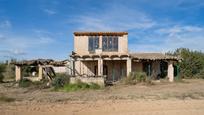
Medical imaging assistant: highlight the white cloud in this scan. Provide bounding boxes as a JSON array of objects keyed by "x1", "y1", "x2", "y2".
[
  {"x1": 43, "y1": 9, "x2": 57, "y2": 15},
  {"x1": 0, "y1": 30, "x2": 56, "y2": 60},
  {"x1": 69, "y1": 5, "x2": 155, "y2": 31},
  {"x1": 38, "y1": 36, "x2": 54, "y2": 44},
  {"x1": 0, "y1": 49, "x2": 26, "y2": 59},
  {"x1": 66, "y1": 2, "x2": 204, "y2": 52},
  {"x1": 129, "y1": 25, "x2": 204, "y2": 52},
  {"x1": 156, "y1": 25, "x2": 203, "y2": 36},
  {"x1": 0, "y1": 20, "x2": 12, "y2": 29}
]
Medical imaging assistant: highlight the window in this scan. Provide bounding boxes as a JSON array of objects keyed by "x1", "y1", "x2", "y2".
[
  {"x1": 88, "y1": 36, "x2": 99, "y2": 52},
  {"x1": 102, "y1": 36, "x2": 118, "y2": 51}
]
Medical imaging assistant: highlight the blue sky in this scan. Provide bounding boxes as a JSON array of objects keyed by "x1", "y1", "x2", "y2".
[{"x1": 0, "y1": 0, "x2": 204, "y2": 61}]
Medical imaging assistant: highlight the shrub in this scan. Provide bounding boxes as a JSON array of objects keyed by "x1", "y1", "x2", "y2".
[
  {"x1": 18, "y1": 79, "x2": 48, "y2": 88},
  {"x1": 51, "y1": 73, "x2": 70, "y2": 89},
  {"x1": 3, "y1": 64, "x2": 15, "y2": 79},
  {"x1": 194, "y1": 69, "x2": 204, "y2": 79},
  {"x1": 167, "y1": 48, "x2": 204, "y2": 79},
  {"x1": 89, "y1": 83, "x2": 101, "y2": 89},
  {"x1": 62, "y1": 83, "x2": 88, "y2": 92},
  {"x1": 0, "y1": 64, "x2": 6, "y2": 82},
  {"x1": 124, "y1": 72, "x2": 147, "y2": 85},
  {"x1": 19, "y1": 79, "x2": 33, "y2": 87},
  {"x1": 58, "y1": 80, "x2": 101, "y2": 92}
]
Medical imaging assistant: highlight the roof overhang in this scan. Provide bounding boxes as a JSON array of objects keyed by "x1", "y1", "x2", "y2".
[{"x1": 74, "y1": 32, "x2": 128, "y2": 36}]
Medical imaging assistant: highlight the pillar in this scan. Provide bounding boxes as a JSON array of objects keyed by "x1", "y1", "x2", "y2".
[
  {"x1": 38, "y1": 65, "x2": 43, "y2": 80},
  {"x1": 168, "y1": 61, "x2": 174, "y2": 82},
  {"x1": 98, "y1": 59, "x2": 103, "y2": 76},
  {"x1": 74, "y1": 60, "x2": 81, "y2": 76},
  {"x1": 126, "y1": 58, "x2": 132, "y2": 76},
  {"x1": 15, "y1": 65, "x2": 22, "y2": 81},
  {"x1": 99, "y1": 35, "x2": 102, "y2": 49}
]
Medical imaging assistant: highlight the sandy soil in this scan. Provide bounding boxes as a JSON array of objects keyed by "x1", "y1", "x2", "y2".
[{"x1": 1, "y1": 79, "x2": 204, "y2": 115}]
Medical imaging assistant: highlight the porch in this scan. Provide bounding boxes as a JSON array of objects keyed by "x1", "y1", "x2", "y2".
[{"x1": 72, "y1": 53, "x2": 180, "y2": 83}]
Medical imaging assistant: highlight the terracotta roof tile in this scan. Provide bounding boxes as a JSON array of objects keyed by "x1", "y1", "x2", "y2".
[
  {"x1": 130, "y1": 53, "x2": 179, "y2": 60},
  {"x1": 74, "y1": 32, "x2": 128, "y2": 36}
]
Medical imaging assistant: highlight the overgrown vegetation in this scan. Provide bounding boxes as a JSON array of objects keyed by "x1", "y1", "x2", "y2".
[
  {"x1": 52, "y1": 75, "x2": 102, "y2": 92},
  {"x1": 18, "y1": 79, "x2": 47, "y2": 88},
  {"x1": 18, "y1": 79, "x2": 33, "y2": 87},
  {"x1": 3, "y1": 64, "x2": 15, "y2": 80},
  {"x1": 123, "y1": 72, "x2": 151, "y2": 85},
  {"x1": 51, "y1": 73, "x2": 70, "y2": 89},
  {"x1": 22, "y1": 66, "x2": 38, "y2": 77},
  {"x1": 0, "y1": 63, "x2": 16, "y2": 82},
  {"x1": 0, "y1": 63, "x2": 6, "y2": 82},
  {"x1": 61, "y1": 81, "x2": 101, "y2": 92},
  {"x1": 0, "y1": 95, "x2": 15, "y2": 103},
  {"x1": 167, "y1": 48, "x2": 204, "y2": 79}
]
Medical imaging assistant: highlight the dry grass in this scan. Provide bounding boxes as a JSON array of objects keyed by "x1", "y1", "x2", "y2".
[{"x1": 0, "y1": 95, "x2": 15, "y2": 103}]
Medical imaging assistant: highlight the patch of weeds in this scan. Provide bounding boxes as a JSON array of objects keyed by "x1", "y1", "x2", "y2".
[
  {"x1": 19, "y1": 79, "x2": 33, "y2": 88},
  {"x1": 175, "y1": 93, "x2": 199, "y2": 100},
  {"x1": 0, "y1": 95, "x2": 15, "y2": 103},
  {"x1": 51, "y1": 74, "x2": 70, "y2": 89},
  {"x1": 143, "y1": 78, "x2": 154, "y2": 86},
  {"x1": 122, "y1": 72, "x2": 152, "y2": 85},
  {"x1": 57, "y1": 81, "x2": 102, "y2": 92},
  {"x1": 108, "y1": 95, "x2": 126, "y2": 100},
  {"x1": 89, "y1": 83, "x2": 101, "y2": 89}
]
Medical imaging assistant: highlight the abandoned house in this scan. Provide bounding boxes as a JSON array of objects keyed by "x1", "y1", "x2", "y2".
[
  {"x1": 70, "y1": 32, "x2": 179, "y2": 84},
  {"x1": 14, "y1": 32, "x2": 179, "y2": 86}
]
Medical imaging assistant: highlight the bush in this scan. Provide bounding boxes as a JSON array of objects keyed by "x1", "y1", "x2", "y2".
[
  {"x1": 51, "y1": 73, "x2": 70, "y2": 89},
  {"x1": 0, "y1": 64, "x2": 6, "y2": 82},
  {"x1": 124, "y1": 72, "x2": 147, "y2": 85},
  {"x1": 89, "y1": 83, "x2": 101, "y2": 89},
  {"x1": 57, "y1": 80, "x2": 101, "y2": 92},
  {"x1": 18, "y1": 79, "x2": 48, "y2": 88},
  {"x1": 19, "y1": 79, "x2": 33, "y2": 87},
  {"x1": 167, "y1": 48, "x2": 204, "y2": 79},
  {"x1": 194, "y1": 69, "x2": 204, "y2": 79}
]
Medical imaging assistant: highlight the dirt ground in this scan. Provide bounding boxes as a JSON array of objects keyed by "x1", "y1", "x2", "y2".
[{"x1": 1, "y1": 79, "x2": 204, "y2": 115}]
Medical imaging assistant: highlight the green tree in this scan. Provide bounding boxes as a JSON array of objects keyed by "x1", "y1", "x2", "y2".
[{"x1": 168, "y1": 48, "x2": 204, "y2": 78}]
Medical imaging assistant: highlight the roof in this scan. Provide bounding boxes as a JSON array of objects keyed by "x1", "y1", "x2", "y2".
[
  {"x1": 13, "y1": 59, "x2": 69, "y2": 66},
  {"x1": 71, "y1": 52, "x2": 129, "y2": 58},
  {"x1": 74, "y1": 32, "x2": 128, "y2": 36},
  {"x1": 130, "y1": 53, "x2": 179, "y2": 60},
  {"x1": 70, "y1": 52, "x2": 179, "y2": 61}
]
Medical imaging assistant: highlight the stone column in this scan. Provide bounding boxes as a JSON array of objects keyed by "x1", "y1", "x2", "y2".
[
  {"x1": 126, "y1": 58, "x2": 132, "y2": 76},
  {"x1": 15, "y1": 65, "x2": 22, "y2": 81},
  {"x1": 98, "y1": 59, "x2": 103, "y2": 76},
  {"x1": 38, "y1": 65, "x2": 43, "y2": 80},
  {"x1": 168, "y1": 61, "x2": 174, "y2": 82}
]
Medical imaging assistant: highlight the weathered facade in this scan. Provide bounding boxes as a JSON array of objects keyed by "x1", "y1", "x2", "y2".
[{"x1": 71, "y1": 32, "x2": 179, "y2": 83}]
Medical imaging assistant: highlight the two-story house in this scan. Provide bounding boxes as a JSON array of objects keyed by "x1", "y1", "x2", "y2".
[{"x1": 71, "y1": 32, "x2": 179, "y2": 83}]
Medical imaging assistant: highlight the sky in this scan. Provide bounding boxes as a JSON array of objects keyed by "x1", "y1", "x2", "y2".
[{"x1": 0, "y1": 0, "x2": 204, "y2": 61}]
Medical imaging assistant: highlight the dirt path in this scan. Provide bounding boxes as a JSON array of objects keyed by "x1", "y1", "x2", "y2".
[
  {"x1": 1, "y1": 100, "x2": 204, "y2": 115},
  {"x1": 1, "y1": 79, "x2": 204, "y2": 115}
]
